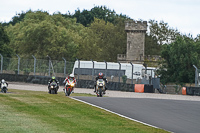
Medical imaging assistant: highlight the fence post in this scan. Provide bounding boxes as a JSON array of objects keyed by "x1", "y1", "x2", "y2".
[
  {"x1": 62, "y1": 57, "x2": 66, "y2": 77},
  {"x1": 91, "y1": 59, "x2": 94, "y2": 81},
  {"x1": 47, "y1": 55, "x2": 55, "y2": 76},
  {"x1": 118, "y1": 61, "x2": 121, "y2": 83},
  {"x1": 130, "y1": 62, "x2": 134, "y2": 85},
  {"x1": 47, "y1": 56, "x2": 51, "y2": 76},
  {"x1": 32, "y1": 55, "x2": 36, "y2": 75},
  {"x1": 193, "y1": 65, "x2": 198, "y2": 87},
  {"x1": 77, "y1": 59, "x2": 80, "y2": 82},
  {"x1": 0, "y1": 54, "x2": 3, "y2": 73},
  {"x1": 104, "y1": 60, "x2": 107, "y2": 77},
  {"x1": 16, "y1": 54, "x2": 20, "y2": 75}
]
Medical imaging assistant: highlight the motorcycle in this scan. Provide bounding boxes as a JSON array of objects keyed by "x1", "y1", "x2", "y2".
[
  {"x1": 1, "y1": 82, "x2": 8, "y2": 93},
  {"x1": 48, "y1": 81, "x2": 59, "y2": 94},
  {"x1": 96, "y1": 79, "x2": 106, "y2": 97},
  {"x1": 64, "y1": 79, "x2": 75, "y2": 96}
]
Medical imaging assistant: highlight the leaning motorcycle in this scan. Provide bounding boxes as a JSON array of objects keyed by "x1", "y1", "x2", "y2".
[
  {"x1": 49, "y1": 81, "x2": 59, "y2": 94},
  {"x1": 64, "y1": 79, "x2": 75, "y2": 96},
  {"x1": 96, "y1": 79, "x2": 106, "y2": 97},
  {"x1": 1, "y1": 82, "x2": 8, "y2": 93}
]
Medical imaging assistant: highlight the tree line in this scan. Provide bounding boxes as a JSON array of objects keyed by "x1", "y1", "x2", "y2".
[{"x1": 1, "y1": 6, "x2": 200, "y2": 85}]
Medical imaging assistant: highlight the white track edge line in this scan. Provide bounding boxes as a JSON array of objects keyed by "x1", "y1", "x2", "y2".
[{"x1": 70, "y1": 97, "x2": 161, "y2": 129}]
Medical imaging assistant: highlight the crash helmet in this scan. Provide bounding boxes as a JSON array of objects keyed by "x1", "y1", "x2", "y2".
[
  {"x1": 52, "y1": 76, "x2": 55, "y2": 80},
  {"x1": 98, "y1": 72, "x2": 103, "y2": 77},
  {"x1": 69, "y1": 74, "x2": 74, "y2": 78},
  {"x1": 1, "y1": 79, "x2": 5, "y2": 83}
]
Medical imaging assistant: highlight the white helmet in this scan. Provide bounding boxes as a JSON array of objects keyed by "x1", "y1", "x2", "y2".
[
  {"x1": 69, "y1": 74, "x2": 74, "y2": 78},
  {"x1": 1, "y1": 79, "x2": 5, "y2": 83}
]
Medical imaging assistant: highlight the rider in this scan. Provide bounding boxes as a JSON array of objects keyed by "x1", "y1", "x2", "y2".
[
  {"x1": 0, "y1": 79, "x2": 8, "y2": 88},
  {"x1": 48, "y1": 76, "x2": 59, "y2": 93},
  {"x1": 63, "y1": 74, "x2": 76, "y2": 92},
  {"x1": 94, "y1": 72, "x2": 108, "y2": 94},
  {"x1": 63, "y1": 74, "x2": 76, "y2": 85}
]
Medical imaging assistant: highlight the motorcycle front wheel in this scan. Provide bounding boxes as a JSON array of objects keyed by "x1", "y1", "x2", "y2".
[
  {"x1": 51, "y1": 89, "x2": 55, "y2": 94},
  {"x1": 99, "y1": 89, "x2": 103, "y2": 97},
  {"x1": 67, "y1": 90, "x2": 71, "y2": 96}
]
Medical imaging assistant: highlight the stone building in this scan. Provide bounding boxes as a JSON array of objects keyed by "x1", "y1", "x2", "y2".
[{"x1": 117, "y1": 20, "x2": 147, "y2": 63}]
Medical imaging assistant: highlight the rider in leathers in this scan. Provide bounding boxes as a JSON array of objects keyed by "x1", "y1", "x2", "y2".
[
  {"x1": 48, "y1": 76, "x2": 59, "y2": 93},
  {"x1": 94, "y1": 72, "x2": 108, "y2": 94},
  {"x1": 63, "y1": 74, "x2": 76, "y2": 92},
  {"x1": 0, "y1": 79, "x2": 8, "y2": 91}
]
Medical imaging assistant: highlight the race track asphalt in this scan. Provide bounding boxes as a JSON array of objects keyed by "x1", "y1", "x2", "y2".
[{"x1": 73, "y1": 96, "x2": 200, "y2": 133}]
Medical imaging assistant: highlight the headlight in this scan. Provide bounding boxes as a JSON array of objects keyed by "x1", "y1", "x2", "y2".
[
  {"x1": 71, "y1": 83, "x2": 75, "y2": 87},
  {"x1": 51, "y1": 86, "x2": 54, "y2": 88}
]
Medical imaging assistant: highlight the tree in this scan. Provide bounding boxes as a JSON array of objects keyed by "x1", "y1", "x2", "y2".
[
  {"x1": 0, "y1": 23, "x2": 13, "y2": 57},
  {"x1": 145, "y1": 20, "x2": 181, "y2": 57},
  {"x1": 86, "y1": 18, "x2": 126, "y2": 62},
  {"x1": 157, "y1": 36, "x2": 200, "y2": 85},
  {"x1": 145, "y1": 34, "x2": 161, "y2": 55},
  {"x1": 5, "y1": 11, "x2": 84, "y2": 60},
  {"x1": 148, "y1": 20, "x2": 180, "y2": 45},
  {"x1": 2, "y1": 10, "x2": 29, "y2": 26},
  {"x1": 64, "y1": 6, "x2": 129, "y2": 27}
]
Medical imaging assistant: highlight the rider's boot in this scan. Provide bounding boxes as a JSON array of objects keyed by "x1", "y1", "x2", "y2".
[{"x1": 94, "y1": 87, "x2": 96, "y2": 93}]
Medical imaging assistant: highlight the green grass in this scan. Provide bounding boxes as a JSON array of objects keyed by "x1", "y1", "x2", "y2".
[{"x1": 0, "y1": 89, "x2": 169, "y2": 133}]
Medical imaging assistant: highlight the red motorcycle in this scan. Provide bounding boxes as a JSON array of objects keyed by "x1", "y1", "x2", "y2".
[{"x1": 64, "y1": 79, "x2": 75, "y2": 96}]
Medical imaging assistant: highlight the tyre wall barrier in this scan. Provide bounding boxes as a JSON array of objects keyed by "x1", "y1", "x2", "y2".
[
  {"x1": 182, "y1": 87, "x2": 187, "y2": 95},
  {"x1": 182, "y1": 87, "x2": 200, "y2": 96},
  {"x1": 144, "y1": 84, "x2": 154, "y2": 93},
  {"x1": 134, "y1": 84, "x2": 144, "y2": 92},
  {"x1": 0, "y1": 73, "x2": 28, "y2": 82},
  {"x1": 134, "y1": 84, "x2": 154, "y2": 93}
]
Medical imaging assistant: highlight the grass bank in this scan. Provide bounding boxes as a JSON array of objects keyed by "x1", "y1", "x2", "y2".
[{"x1": 0, "y1": 89, "x2": 168, "y2": 133}]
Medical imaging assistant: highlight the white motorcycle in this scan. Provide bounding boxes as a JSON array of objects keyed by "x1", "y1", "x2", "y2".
[
  {"x1": 96, "y1": 79, "x2": 106, "y2": 97},
  {"x1": 1, "y1": 82, "x2": 8, "y2": 93}
]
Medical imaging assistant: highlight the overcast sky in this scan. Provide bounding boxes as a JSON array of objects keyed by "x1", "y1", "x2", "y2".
[{"x1": 0, "y1": 0, "x2": 199, "y2": 37}]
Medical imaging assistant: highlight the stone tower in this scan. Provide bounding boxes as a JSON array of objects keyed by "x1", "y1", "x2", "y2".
[
  {"x1": 125, "y1": 20, "x2": 147, "y2": 62},
  {"x1": 117, "y1": 20, "x2": 147, "y2": 63}
]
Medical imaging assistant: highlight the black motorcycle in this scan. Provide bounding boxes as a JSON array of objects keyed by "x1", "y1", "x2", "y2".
[{"x1": 48, "y1": 81, "x2": 59, "y2": 94}]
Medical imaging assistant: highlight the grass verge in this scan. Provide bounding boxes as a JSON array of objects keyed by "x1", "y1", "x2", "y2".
[{"x1": 0, "y1": 89, "x2": 169, "y2": 133}]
